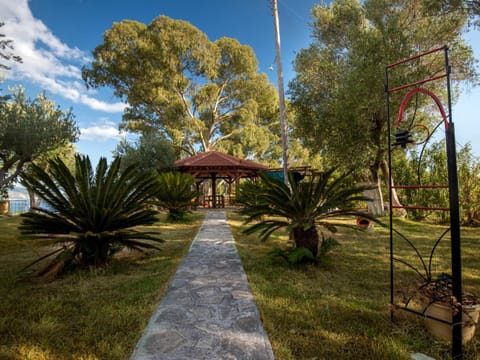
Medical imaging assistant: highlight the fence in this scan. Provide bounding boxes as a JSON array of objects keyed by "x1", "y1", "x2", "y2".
[{"x1": 8, "y1": 199, "x2": 30, "y2": 215}]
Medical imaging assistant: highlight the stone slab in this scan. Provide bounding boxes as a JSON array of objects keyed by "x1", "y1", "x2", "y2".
[{"x1": 130, "y1": 211, "x2": 274, "y2": 360}]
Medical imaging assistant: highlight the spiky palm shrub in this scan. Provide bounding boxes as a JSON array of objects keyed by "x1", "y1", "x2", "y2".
[
  {"x1": 154, "y1": 171, "x2": 199, "y2": 221},
  {"x1": 238, "y1": 170, "x2": 377, "y2": 259},
  {"x1": 236, "y1": 179, "x2": 267, "y2": 218},
  {"x1": 20, "y1": 155, "x2": 162, "y2": 274}
]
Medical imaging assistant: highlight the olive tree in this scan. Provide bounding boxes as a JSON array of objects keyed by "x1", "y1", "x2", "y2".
[
  {"x1": 289, "y1": 0, "x2": 477, "y2": 215},
  {"x1": 0, "y1": 87, "x2": 79, "y2": 192}
]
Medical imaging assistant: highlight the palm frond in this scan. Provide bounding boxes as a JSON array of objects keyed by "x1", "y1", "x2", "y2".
[
  {"x1": 20, "y1": 154, "x2": 161, "y2": 273},
  {"x1": 238, "y1": 168, "x2": 380, "y2": 257},
  {"x1": 18, "y1": 246, "x2": 68, "y2": 273},
  {"x1": 154, "y1": 172, "x2": 198, "y2": 220}
]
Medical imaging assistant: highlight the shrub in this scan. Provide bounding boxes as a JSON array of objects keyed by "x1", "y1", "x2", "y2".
[
  {"x1": 20, "y1": 155, "x2": 162, "y2": 276},
  {"x1": 238, "y1": 170, "x2": 377, "y2": 261},
  {"x1": 154, "y1": 171, "x2": 199, "y2": 221}
]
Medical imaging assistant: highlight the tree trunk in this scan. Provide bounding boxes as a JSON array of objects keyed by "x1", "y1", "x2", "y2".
[
  {"x1": 292, "y1": 225, "x2": 319, "y2": 257},
  {"x1": 364, "y1": 167, "x2": 385, "y2": 216},
  {"x1": 28, "y1": 189, "x2": 42, "y2": 209},
  {"x1": 364, "y1": 180, "x2": 384, "y2": 216},
  {"x1": 381, "y1": 159, "x2": 407, "y2": 218}
]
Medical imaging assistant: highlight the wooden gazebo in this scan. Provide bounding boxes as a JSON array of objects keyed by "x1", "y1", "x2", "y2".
[{"x1": 174, "y1": 151, "x2": 269, "y2": 208}]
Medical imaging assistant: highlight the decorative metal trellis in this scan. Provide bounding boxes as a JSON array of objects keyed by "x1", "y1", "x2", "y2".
[{"x1": 385, "y1": 46, "x2": 464, "y2": 359}]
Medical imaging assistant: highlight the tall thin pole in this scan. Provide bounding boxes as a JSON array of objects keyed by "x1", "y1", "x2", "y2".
[
  {"x1": 271, "y1": 0, "x2": 290, "y2": 187},
  {"x1": 444, "y1": 46, "x2": 462, "y2": 360},
  {"x1": 385, "y1": 66, "x2": 395, "y2": 321}
]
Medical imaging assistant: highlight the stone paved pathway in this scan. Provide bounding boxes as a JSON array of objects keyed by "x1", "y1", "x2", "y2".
[{"x1": 130, "y1": 211, "x2": 274, "y2": 360}]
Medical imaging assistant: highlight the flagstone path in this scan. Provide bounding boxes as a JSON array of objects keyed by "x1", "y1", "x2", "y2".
[{"x1": 130, "y1": 211, "x2": 274, "y2": 360}]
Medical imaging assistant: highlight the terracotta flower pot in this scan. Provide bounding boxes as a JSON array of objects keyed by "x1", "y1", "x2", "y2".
[
  {"x1": 356, "y1": 217, "x2": 373, "y2": 229},
  {"x1": 424, "y1": 301, "x2": 480, "y2": 343}
]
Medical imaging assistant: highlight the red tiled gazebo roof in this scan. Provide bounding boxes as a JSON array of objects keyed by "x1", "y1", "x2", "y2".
[
  {"x1": 174, "y1": 151, "x2": 268, "y2": 208},
  {"x1": 175, "y1": 150, "x2": 269, "y2": 174}
]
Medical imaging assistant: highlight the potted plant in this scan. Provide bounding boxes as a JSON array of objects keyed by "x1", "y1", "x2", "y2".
[
  {"x1": 395, "y1": 229, "x2": 480, "y2": 343},
  {"x1": 418, "y1": 275, "x2": 479, "y2": 343}
]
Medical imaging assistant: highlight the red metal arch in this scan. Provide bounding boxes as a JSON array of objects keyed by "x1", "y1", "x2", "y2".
[{"x1": 395, "y1": 87, "x2": 449, "y2": 130}]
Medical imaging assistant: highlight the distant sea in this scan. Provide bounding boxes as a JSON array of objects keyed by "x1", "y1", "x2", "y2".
[{"x1": 9, "y1": 185, "x2": 29, "y2": 200}]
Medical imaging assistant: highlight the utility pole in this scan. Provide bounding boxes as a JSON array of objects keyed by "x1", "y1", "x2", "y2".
[{"x1": 271, "y1": 0, "x2": 290, "y2": 187}]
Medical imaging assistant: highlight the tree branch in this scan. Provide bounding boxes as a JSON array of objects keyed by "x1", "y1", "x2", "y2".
[{"x1": 0, "y1": 158, "x2": 27, "y2": 189}]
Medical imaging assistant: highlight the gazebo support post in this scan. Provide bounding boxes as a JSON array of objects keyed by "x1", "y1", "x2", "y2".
[
  {"x1": 174, "y1": 151, "x2": 270, "y2": 209},
  {"x1": 195, "y1": 181, "x2": 202, "y2": 208},
  {"x1": 211, "y1": 172, "x2": 217, "y2": 208}
]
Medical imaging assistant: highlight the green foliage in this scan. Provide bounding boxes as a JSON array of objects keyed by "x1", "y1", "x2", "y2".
[
  {"x1": 457, "y1": 143, "x2": 480, "y2": 226},
  {"x1": 83, "y1": 16, "x2": 280, "y2": 161},
  {"x1": 0, "y1": 86, "x2": 79, "y2": 191},
  {"x1": 289, "y1": 0, "x2": 477, "y2": 210},
  {"x1": 238, "y1": 170, "x2": 377, "y2": 259},
  {"x1": 317, "y1": 234, "x2": 340, "y2": 265},
  {"x1": 392, "y1": 141, "x2": 480, "y2": 225},
  {"x1": 268, "y1": 234, "x2": 339, "y2": 267},
  {"x1": 392, "y1": 142, "x2": 449, "y2": 221},
  {"x1": 422, "y1": 0, "x2": 480, "y2": 27},
  {"x1": 154, "y1": 171, "x2": 199, "y2": 221},
  {"x1": 19, "y1": 155, "x2": 161, "y2": 275},
  {"x1": 113, "y1": 132, "x2": 177, "y2": 174},
  {"x1": 235, "y1": 178, "x2": 267, "y2": 213},
  {"x1": 23, "y1": 143, "x2": 77, "y2": 208},
  {"x1": 268, "y1": 246, "x2": 315, "y2": 266}
]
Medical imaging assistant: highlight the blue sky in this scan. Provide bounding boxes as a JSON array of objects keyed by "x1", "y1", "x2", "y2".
[{"x1": 0, "y1": 0, "x2": 479, "y2": 168}]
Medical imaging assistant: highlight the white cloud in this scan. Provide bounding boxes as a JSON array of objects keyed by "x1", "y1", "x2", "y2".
[
  {"x1": 0, "y1": 0, "x2": 125, "y2": 113},
  {"x1": 78, "y1": 94, "x2": 126, "y2": 113},
  {"x1": 80, "y1": 118, "x2": 124, "y2": 142}
]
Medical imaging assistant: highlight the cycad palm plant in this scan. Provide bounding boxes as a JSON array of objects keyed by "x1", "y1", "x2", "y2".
[
  {"x1": 238, "y1": 170, "x2": 376, "y2": 258},
  {"x1": 20, "y1": 155, "x2": 162, "y2": 273},
  {"x1": 154, "y1": 171, "x2": 199, "y2": 221}
]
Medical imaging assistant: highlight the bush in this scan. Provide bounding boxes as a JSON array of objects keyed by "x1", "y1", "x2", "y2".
[
  {"x1": 20, "y1": 155, "x2": 162, "y2": 277},
  {"x1": 154, "y1": 171, "x2": 199, "y2": 221},
  {"x1": 238, "y1": 170, "x2": 377, "y2": 260}
]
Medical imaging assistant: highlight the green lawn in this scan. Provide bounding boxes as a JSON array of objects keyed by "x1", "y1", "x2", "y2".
[
  {"x1": 1, "y1": 210, "x2": 478, "y2": 360},
  {"x1": 0, "y1": 212, "x2": 204, "y2": 360},
  {"x1": 228, "y1": 212, "x2": 480, "y2": 360}
]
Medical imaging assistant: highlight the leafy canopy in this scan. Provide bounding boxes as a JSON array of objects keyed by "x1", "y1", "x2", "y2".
[
  {"x1": 113, "y1": 131, "x2": 177, "y2": 174},
  {"x1": 289, "y1": 0, "x2": 477, "y2": 175},
  {"x1": 392, "y1": 141, "x2": 480, "y2": 225},
  {"x1": 288, "y1": 0, "x2": 477, "y2": 216},
  {"x1": 0, "y1": 86, "x2": 79, "y2": 192},
  {"x1": 83, "y1": 15, "x2": 280, "y2": 161}
]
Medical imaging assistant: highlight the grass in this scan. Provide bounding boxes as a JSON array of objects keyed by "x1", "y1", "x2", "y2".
[
  {"x1": 1, "y1": 209, "x2": 478, "y2": 359},
  {"x1": 0, "y1": 212, "x2": 204, "y2": 360},
  {"x1": 228, "y1": 211, "x2": 480, "y2": 360}
]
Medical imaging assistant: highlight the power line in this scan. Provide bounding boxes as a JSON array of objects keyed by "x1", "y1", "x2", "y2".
[{"x1": 277, "y1": 0, "x2": 310, "y2": 23}]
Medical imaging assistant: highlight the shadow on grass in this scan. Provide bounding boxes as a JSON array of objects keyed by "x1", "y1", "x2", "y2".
[
  {"x1": 228, "y1": 211, "x2": 480, "y2": 360},
  {"x1": 0, "y1": 212, "x2": 205, "y2": 360}
]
